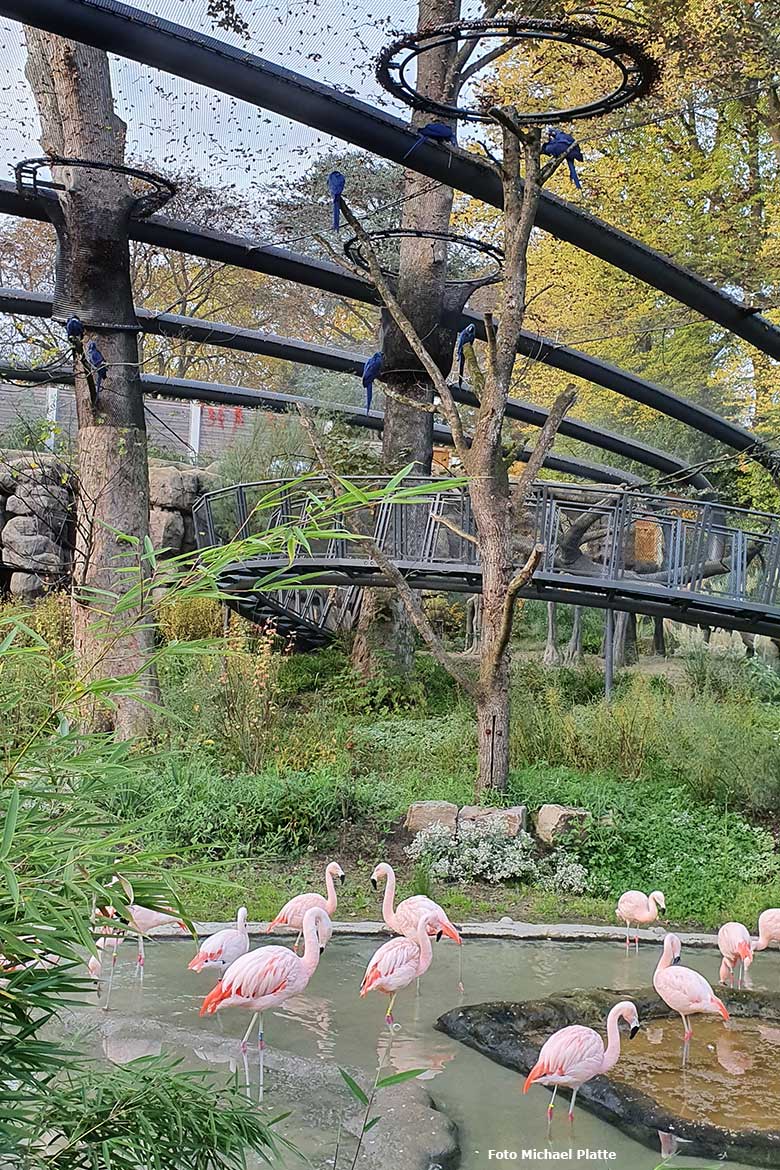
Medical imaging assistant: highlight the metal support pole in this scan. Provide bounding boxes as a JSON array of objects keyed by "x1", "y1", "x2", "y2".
[{"x1": 604, "y1": 609, "x2": 614, "y2": 701}]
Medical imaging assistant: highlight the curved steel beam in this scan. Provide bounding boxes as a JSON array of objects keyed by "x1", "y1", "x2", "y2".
[
  {"x1": 0, "y1": 360, "x2": 641, "y2": 485},
  {"x1": 0, "y1": 182, "x2": 767, "y2": 475},
  {"x1": 7, "y1": 0, "x2": 780, "y2": 361},
  {"x1": 0, "y1": 286, "x2": 708, "y2": 487}
]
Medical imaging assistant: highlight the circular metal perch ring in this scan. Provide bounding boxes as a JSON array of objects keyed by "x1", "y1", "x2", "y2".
[
  {"x1": 14, "y1": 157, "x2": 176, "y2": 219},
  {"x1": 376, "y1": 18, "x2": 658, "y2": 125},
  {"x1": 344, "y1": 228, "x2": 504, "y2": 286}
]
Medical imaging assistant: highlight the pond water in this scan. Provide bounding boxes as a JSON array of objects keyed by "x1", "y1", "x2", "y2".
[
  {"x1": 616, "y1": 1015, "x2": 780, "y2": 1132},
  {"x1": 76, "y1": 935, "x2": 780, "y2": 1169}
]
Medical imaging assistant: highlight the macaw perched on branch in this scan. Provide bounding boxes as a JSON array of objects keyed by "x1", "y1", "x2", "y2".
[
  {"x1": 65, "y1": 316, "x2": 84, "y2": 343},
  {"x1": 542, "y1": 129, "x2": 583, "y2": 189},
  {"x1": 85, "y1": 339, "x2": 108, "y2": 398},
  {"x1": 403, "y1": 121, "x2": 456, "y2": 161},
  {"x1": 456, "y1": 323, "x2": 476, "y2": 386},
  {"x1": 327, "y1": 171, "x2": 346, "y2": 230},
  {"x1": 362, "y1": 351, "x2": 383, "y2": 414}
]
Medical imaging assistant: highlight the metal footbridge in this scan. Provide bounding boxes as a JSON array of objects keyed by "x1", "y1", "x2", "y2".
[{"x1": 193, "y1": 479, "x2": 780, "y2": 648}]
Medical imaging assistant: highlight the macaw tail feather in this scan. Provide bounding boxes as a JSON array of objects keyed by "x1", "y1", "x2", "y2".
[
  {"x1": 333, "y1": 200, "x2": 340, "y2": 231},
  {"x1": 567, "y1": 158, "x2": 582, "y2": 189}
]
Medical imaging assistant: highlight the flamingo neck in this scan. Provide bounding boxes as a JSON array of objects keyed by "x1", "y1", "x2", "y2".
[
  {"x1": 656, "y1": 941, "x2": 675, "y2": 972},
  {"x1": 324, "y1": 868, "x2": 338, "y2": 915},
  {"x1": 600, "y1": 1006, "x2": 624, "y2": 1074},
  {"x1": 301, "y1": 917, "x2": 323, "y2": 975},
  {"x1": 416, "y1": 919, "x2": 433, "y2": 971},
  {"x1": 381, "y1": 867, "x2": 399, "y2": 931},
  {"x1": 237, "y1": 908, "x2": 248, "y2": 933}
]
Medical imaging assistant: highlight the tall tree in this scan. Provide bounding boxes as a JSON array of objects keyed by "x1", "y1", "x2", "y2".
[{"x1": 24, "y1": 31, "x2": 158, "y2": 736}]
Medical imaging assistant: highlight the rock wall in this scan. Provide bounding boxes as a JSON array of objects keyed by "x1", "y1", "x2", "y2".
[{"x1": 0, "y1": 452, "x2": 214, "y2": 601}]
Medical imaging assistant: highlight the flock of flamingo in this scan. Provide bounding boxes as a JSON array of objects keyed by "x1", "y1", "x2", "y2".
[{"x1": 88, "y1": 867, "x2": 780, "y2": 1124}]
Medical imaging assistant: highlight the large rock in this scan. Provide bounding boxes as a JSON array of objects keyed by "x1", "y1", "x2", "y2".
[
  {"x1": 0, "y1": 455, "x2": 69, "y2": 495},
  {"x1": 404, "y1": 801, "x2": 458, "y2": 833},
  {"x1": 1, "y1": 515, "x2": 64, "y2": 573},
  {"x1": 533, "y1": 803, "x2": 590, "y2": 845},
  {"x1": 149, "y1": 507, "x2": 185, "y2": 552},
  {"x1": 6, "y1": 483, "x2": 71, "y2": 530},
  {"x1": 458, "y1": 805, "x2": 527, "y2": 836},
  {"x1": 9, "y1": 571, "x2": 48, "y2": 600},
  {"x1": 149, "y1": 465, "x2": 202, "y2": 510}
]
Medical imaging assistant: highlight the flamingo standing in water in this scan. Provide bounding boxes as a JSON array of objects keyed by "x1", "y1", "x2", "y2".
[
  {"x1": 265, "y1": 861, "x2": 344, "y2": 950},
  {"x1": 189, "y1": 907, "x2": 249, "y2": 975},
  {"x1": 371, "y1": 861, "x2": 463, "y2": 992},
  {"x1": 717, "y1": 921, "x2": 753, "y2": 988},
  {"x1": 360, "y1": 911, "x2": 437, "y2": 1028},
  {"x1": 615, "y1": 890, "x2": 665, "y2": 951},
  {"x1": 754, "y1": 908, "x2": 780, "y2": 954},
  {"x1": 523, "y1": 1000, "x2": 640, "y2": 1133},
  {"x1": 201, "y1": 906, "x2": 331, "y2": 1101},
  {"x1": 653, "y1": 933, "x2": 728, "y2": 1054}
]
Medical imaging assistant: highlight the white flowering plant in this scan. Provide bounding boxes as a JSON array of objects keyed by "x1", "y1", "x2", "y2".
[{"x1": 405, "y1": 820, "x2": 540, "y2": 885}]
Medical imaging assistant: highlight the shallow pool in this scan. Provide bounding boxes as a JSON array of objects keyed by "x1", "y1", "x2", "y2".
[{"x1": 78, "y1": 934, "x2": 780, "y2": 1169}]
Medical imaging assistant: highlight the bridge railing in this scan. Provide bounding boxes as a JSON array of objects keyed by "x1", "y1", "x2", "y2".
[{"x1": 193, "y1": 478, "x2": 780, "y2": 618}]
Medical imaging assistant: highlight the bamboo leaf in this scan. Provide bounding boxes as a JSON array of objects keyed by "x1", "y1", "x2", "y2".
[
  {"x1": 0, "y1": 787, "x2": 20, "y2": 860},
  {"x1": 375, "y1": 1069, "x2": 427, "y2": 1088},
  {"x1": 338, "y1": 1068, "x2": 368, "y2": 1105}
]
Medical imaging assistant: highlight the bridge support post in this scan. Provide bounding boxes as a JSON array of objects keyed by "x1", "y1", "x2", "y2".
[{"x1": 604, "y1": 609, "x2": 614, "y2": 700}]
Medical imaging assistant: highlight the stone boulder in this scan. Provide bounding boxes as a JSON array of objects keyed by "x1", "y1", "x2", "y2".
[
  {"x1": 458, "y1": 805, "x2": 527, "y2": 836},
  {"x1": 533, "y1": 803, "x2": 590, "y2": 845},
  {"x1": 9, "y1": 571, "x2": 48, "y2": 600},
  {"x1": 6, "y1": 483, "x2": 71, "y2": 528},
  {"x1": 1, "y1": 515, "x2": 64, "y2": 574},
  {"x1": 149, "y1": 465, "x2": 202, "y2": 511},
  {"x1": 404, "y1": 801, "x2": 458, "y2": 833},
  {"x1": 149, "y1": 507, "x2": 185, "y2": 553},
  {"x1": 0, "y1": 455, "x2": 69, "y2": 495}
]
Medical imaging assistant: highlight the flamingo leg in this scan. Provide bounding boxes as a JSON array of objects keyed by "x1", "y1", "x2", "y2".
[
  {"x1": 624, "y1": 923, "x2": 630, "y2": 950},
  {"x1": 136, "y1": 935, "x2": 145, "y2": 984},
  {"x1": 568, "y1": 1087, "x2": 579, "y2": 1123},
  {"x1": 634, "y1": 932, "x2": 639, "y2": 953},
  {"x1": 103, "y1": 950, "x2": 117, "y2": 1012},
  {"x1": 385, "y1": 993, "x2": 397, "y2": 1030},
  {"x1": 546, "y1": 1085, "x2": 558, "y2": 1136},
  {"x1": 240, "y1": 1012, "x2": 260, "y2": 1094},
  {"x1": 458, "y1": 943, "x2": 464, "y2": 995},
  {"x1": 415, "y1": 977, "x2": 421, "y2": 997},
  {"x1": 257, "y1": 1012, "x2": 265, "y2": 1104}
]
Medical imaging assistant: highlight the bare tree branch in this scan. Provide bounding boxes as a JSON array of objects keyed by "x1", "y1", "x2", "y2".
[
  {"x1": 432, "y1": 512, "x2": 479, "y2": 547},
  {"x1": 297, "y1": 404, "x2": 478, "y2": 698},
  {"x1": 489, "y1": 543, "x2": 544, "y2": 669},
  {"x1": 512, "y1": 386, "x2": 578, "y2": 509}
]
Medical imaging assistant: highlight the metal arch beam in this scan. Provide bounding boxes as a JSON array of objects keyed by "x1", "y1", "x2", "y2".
[
  {"x1": 6, "y1": 0, "x2": 780, "y2": 362},
  {"x1": 0, "y1": 182, "x2": 768, "y2": 475},
  {"x1": 0, "y1": 361, "x2": 641, "y2": 485},
  {"x1": 0, "y1": 286, "x2": 709, "y2": 487}
]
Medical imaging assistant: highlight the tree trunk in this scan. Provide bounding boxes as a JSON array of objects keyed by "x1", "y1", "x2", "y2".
[
  {"x1": 351, "y1": 0, "x2": 460, "y2": 677},
  {"x1": 613, "y1": 611, "x2": 638, "y2": 668},
  {"x1": 652, "y1": 615, "x2": 666, "y2": 657},
  {"x1": 563, "y1": 605, "x2": 584, "y2": 665},
  {"x1": 542, "y1": 601, "x2": 561, "y2": 665},
  {"x1": 25, "y1": 32, "x2": 158, "y2": 736}
]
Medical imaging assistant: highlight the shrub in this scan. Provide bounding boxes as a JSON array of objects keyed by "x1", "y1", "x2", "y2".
[
  {"x1": 88, "y1": 754, "x2": 374, "y2": 857},
  {"x1": 406, "y1": 820, "x2": 539, "y2": 885},
  {"x1": 509, "y1": 764, "x2": 778, "y2": 922},
  {"x1": 322, "y1": 655, "x2": 461, "y2": 716},
  {"x1": 536, "y1": 851, "x2": 589, "y2": 896},
  {"x1": 157, "y1": 596, "x2": 223, "y2": 643}
]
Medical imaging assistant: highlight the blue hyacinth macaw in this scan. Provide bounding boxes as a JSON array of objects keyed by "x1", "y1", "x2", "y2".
[
  {"x1": 403, "y1": 121, "x2": 456, "y2": 161},
  {"x1": 327, "y1": 171, "x2": 346, "y2": 230},
  {"x1": 65, "y1": 316, "x2": 84, "y2": 343},
  {"x1": 85, "y1": 340, "x2": 107, "y2": 396},
  {"x1": 541, "y1": 130, "x2": 583, "y2": 189},
  {"x1": 362, "y1": 351, "x2": 383, "y2": 413},
  {"x1": 456, "y1": 323, "x2": 476, "y2": 385}
]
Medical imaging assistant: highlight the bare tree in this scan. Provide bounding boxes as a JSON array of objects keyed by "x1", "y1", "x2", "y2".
[
  {"x1": 24, "y1": 31, "x2": 159, "y2": 736},
  {"x1": 323, "y1": 111, "x2": 577, "y2": 794}
]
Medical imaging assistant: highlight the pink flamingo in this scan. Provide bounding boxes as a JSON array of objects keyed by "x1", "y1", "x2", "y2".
[
  {"x1": 360, "y1": 911, "x2": 437, "y2": 1028},
  {"x1": 370, "y1": 863, "x2": 461, "y2": 942},
  {"x1": 754, "y1": 908, "x2": 780, "y2": 953},
  {"x1": 717, "y1": 922, "x2": 753, "y2": 988},
  {"x1": 201, "y1": 906, "x2": 330, "y2": 1101},
  {"x1": 126, "y1": 903, "x2": 188, "y2": 971},
  {"x1": 615, "y1": 890, "x2": 665, "y2": 951},
  {"x1": 653, "y1": 932, "x2": 729, "y2": 1049},
  {"x1": 265, "y1": 861, "x2": 344, "y2": 950},
  {"x1": 189, "y1": 907, "x2": 249, "y2": 975},
  {"x1": 523, "y1": 1000, "x2": 639, "y2": 1133}
]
